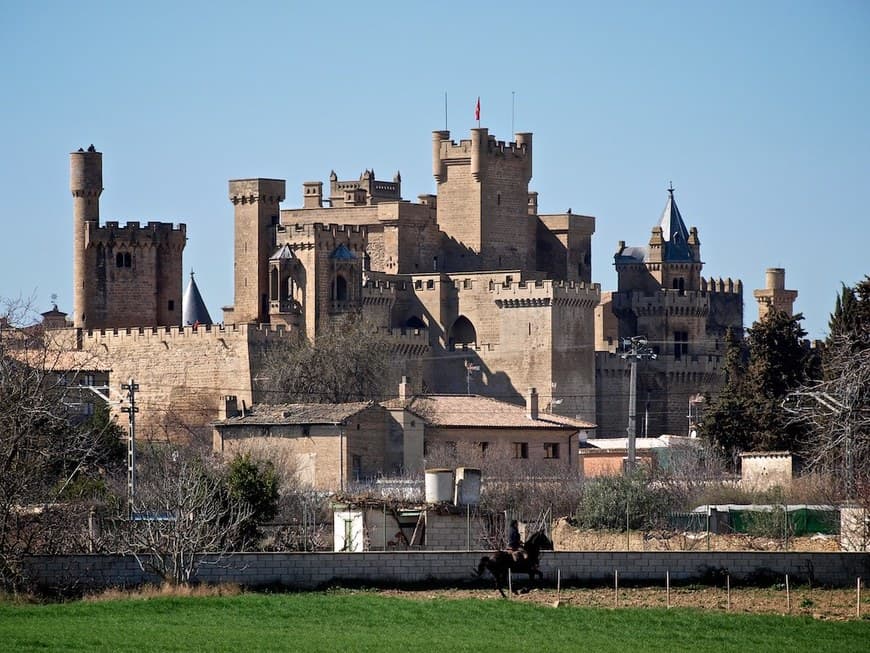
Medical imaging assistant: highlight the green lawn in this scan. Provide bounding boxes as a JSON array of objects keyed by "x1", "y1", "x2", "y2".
[{"x1": 0, "y1": 592, "x2": 867, "y2": 652}]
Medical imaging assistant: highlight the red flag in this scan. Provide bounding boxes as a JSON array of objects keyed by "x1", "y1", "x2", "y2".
[{"x1": 475, "y1": 97, "x2": 480, "y2": 121}]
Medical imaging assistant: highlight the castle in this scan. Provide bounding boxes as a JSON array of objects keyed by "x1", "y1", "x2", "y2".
[{"x1": 63, "y1": 128, "x2": 796, "y2": 444}]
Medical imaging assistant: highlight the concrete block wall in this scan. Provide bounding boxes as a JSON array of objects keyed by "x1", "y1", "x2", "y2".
[{"x1": 23, "y1": 551, "x2": 870, "y2": 592}]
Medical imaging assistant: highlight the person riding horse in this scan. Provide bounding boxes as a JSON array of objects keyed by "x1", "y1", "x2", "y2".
[
  {"x1": 507, "y1": 520, "x2": 526, "y2": 563},
  {"x1": 476, "y1": 528, "x2": 553, "y2": 597}
]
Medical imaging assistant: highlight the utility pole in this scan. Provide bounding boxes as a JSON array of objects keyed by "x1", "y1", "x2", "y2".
[
  {"x1": 121, "y1": 379, "x2": 139, "y2": 519},
  {"x1": 621, "y1": 337, "x2": 656, "y2": 473}
]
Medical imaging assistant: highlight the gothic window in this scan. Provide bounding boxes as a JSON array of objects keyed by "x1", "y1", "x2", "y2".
[
  {"x1": 332, "y1": 274, "x2": 349, "y2": 302},
  {"x1": 270, "y1": 268, "x2": 279, "y2": 300},
  {"x1": 449, "y1": 316, "x2": 477, "y2": 351},
  {"x1": 674, "y1": 330, "x2": 689, "y2": 360}
]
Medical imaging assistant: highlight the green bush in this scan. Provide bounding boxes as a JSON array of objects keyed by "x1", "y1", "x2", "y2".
[{"x1": 574, "y1": 471, "x2": 679, "y2": 531}]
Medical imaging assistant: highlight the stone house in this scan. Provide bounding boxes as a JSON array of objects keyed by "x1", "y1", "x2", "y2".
[
  {"x1": 212, "y1": 398, "x2": 397, "y2": 491},
  {"x1": 383, "y1": 383, "x2": 596, "y2": 473}
]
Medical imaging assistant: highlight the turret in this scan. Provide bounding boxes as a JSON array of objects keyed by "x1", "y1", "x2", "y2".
[
  {"x1": 70, "y1": 145, "x2": 103, "y2": 329},
  {"x1": 753, "y1": 267, "x2": 798, "y2": 320},
  {"x1": 228, "y1": 178, "x2": 286, "y2": 324},
  {"x1": 432, "y1": 130, "x2": 449, "y2": 182}
]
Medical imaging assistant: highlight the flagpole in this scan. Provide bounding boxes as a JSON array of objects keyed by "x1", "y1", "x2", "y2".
[
  {"x1": 444, "y1": 91, "x2": 448, "y2": 131},
  {"x1": 511, "y1": 91, "x2": 515, "y2": 135}
]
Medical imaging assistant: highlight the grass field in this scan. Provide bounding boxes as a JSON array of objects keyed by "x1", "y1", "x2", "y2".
[{"x1": 1, "y1": 591, "x2": 868, "y2": 653}]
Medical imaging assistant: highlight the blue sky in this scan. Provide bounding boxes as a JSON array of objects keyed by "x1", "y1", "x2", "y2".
[{"x1": 1, "y1": 1, "x2": 867, "y2": 340}]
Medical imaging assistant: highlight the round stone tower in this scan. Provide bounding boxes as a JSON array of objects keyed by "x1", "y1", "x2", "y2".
[{"x1": 70, "y1": 146, "x2": 102, "y2": 329}]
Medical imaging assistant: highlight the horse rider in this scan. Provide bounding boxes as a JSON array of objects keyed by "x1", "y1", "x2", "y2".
[{"x1": 507, "y1": 520, "x2": 526, "y2": 562}]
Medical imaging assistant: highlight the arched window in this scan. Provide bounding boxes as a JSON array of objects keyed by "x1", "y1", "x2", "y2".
[
  {"x1": 405, "y1": 315, "x2": 426, "y2": 330},
  {"x1": 333, "y1": 274, "x2": 348, "y2": 302},
  {"x1": 270, "y1": 268, "x2": 279, "y2": 300},
  {"x1": 449, "y1": 315, "x2": 477, "y2": 350}
]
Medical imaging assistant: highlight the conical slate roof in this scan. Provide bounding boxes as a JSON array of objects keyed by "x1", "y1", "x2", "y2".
[
  {"x1": 658, "y1": 184, "x2": 693, "y2": 261},
  {"x1": 330, "y1": 243, "x2": 357, "y2": 260},
  {"x1": 182, "y1": 271, "x2": 213, "y2": 326}
]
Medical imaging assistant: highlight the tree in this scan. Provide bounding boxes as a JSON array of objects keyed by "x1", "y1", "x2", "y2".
[
  {"x1": 703, "y1": 313, "x2": 819, "y2": 461},
  {"x1": 120, "y1": 446, "x2": 254, "y2": 585},
  {"x1": 790, "y1": 276, "x2": 870, "y2": 500},
  {"x1": 0, "y1": 299, "x2": 123, "y2": 587},
  {"x1": 257, "y1": 313, "x2": 393, "y2": 403},
  {"x1": 227, "y1": 453, "x2": 279, "y2": 546}
]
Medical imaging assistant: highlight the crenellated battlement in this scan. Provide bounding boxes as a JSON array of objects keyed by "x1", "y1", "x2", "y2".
[
  {"x1": 701, "y1": 276, "x2": 743, "y2": 295},
  {"x1": 280, "y1": 221, "x2": 367, "y2": 238},
  {"x1": 436, "y1": 132, "x2": 531, "y2": 160},
  {"x1": 84, "y1": 220, "x2": 187, "y2": 248},
  {"x1": 377, "y1": 326, "x2": 429, "y2": 357},
  {"x1": 490, "y1": 278, "x2": 600, "y2": 309},
  {"x1": 74, "y1": 322, "x2": 300, "y2": 347}
]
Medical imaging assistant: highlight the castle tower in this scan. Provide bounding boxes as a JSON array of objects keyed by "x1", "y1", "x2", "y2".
[
  {"x1": 753, "y1": 267, "x2": 798, "y2": 320},
  {"x1": 70, "y1": 145, "x2": 102, "y2": 329},
  {"x1": 70, "y1": 147, "x2": 186, "y2": 330},
  {"x1": 227, "y1": 178, "x2": 286, "y2": 324},
  {"x1": 432, "y1": 129, "x2": 534, "y2": 271},
  {"x1": 599, "y1": 185, "x2": 743, "y2": 437},
  {"x1": 273, "y1": 223, "x2": 366, "y2": 340}
]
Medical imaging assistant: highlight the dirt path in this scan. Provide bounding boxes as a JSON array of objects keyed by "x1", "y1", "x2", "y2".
[{"x1": 377, "y1": 586, "x2": 866, "y2": 621}]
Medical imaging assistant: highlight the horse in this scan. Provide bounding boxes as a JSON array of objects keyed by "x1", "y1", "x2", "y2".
[{"x1": 475, "y1": 529, "x2": 553, "y2": 597}]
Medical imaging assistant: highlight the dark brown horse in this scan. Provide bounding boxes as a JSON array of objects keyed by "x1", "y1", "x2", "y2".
[{"x1": 475, "y1": 529, "x2": 553, "y2": 597}]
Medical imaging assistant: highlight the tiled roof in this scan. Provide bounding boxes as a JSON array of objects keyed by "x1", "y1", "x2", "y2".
[
  {"x1": 218, "y1": 401, "x2": 374, "y2": 426},
  {"x1": 382, "y1": 394, "x2": 595, "y2": 430}
]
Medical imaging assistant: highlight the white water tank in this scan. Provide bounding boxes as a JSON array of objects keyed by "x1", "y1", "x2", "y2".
[
  {"x1": 454, "y1": 467, "x2": 481, "y2": 506},
  {"x1": 425, "y1": 468, "x2": 454, "y2": 503}
]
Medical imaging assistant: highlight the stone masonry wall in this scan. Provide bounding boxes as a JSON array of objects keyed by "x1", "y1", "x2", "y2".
[
  {"x1": 62, "y1": 324, "x2": 296, "y2": 443},
  {"x1": 23, "y1": 551, "x2": 870, "y2": 592}
]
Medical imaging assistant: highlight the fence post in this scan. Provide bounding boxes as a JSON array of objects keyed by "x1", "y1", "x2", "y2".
[
  {"x1": 726, "y1": 574, "x2": 731, "y2": 611},
  {"x1": 666, "y1": 570, "x2": 670, "y2": 609},
  {"x1": 614, "y1": 569, "x2": 619, "y2": 607}
]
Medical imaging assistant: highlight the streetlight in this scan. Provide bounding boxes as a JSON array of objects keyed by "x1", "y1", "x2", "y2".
[{"x1": 621, "y1": 336, "x2": 656, "y2": 472}]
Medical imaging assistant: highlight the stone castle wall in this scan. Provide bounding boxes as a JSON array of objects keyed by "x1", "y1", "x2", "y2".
[{"x1": 61, "y1": 324, "x2": 298, "y2": 443}]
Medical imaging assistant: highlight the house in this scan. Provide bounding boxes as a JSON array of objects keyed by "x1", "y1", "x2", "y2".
[
  {"x1": 212, "y1": 397, "x2": 398, "y2": 491},
  {"x1": 384, "y1": 381, "x2": 596, "y2": 472}
]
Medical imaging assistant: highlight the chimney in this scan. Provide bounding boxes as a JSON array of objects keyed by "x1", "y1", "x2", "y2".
[
  {"x1": 399, "y1": 376, "x2": 411, "y2": 402},
  {"x1": 221, "y1": 395, "x2": 239, "y2": 420},
  {"x1": 526, "y1": 387, "x2": 539, "y2": 420}
]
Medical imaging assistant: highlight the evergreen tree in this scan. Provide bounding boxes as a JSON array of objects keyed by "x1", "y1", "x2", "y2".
[{"x1": 703, "y1": 313, "x2": 819, "y2": 461}]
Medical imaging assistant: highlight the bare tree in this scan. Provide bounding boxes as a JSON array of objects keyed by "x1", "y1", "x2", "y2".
[
  {"x1": 116, "y1": 445, "x2": 253, "y2": 585},
  {"x1": 0, "y1": 299, "x2": 122, "y2": 588},
  {"x1": 256, "y1": 313, "x2": 393, "y2": 404},
  {"x1": 424, "y1": 441, "x2": 584, "y2": 520},
  {"x1": 788, "y1": 336, "x2": 870, "y2": 501}
]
